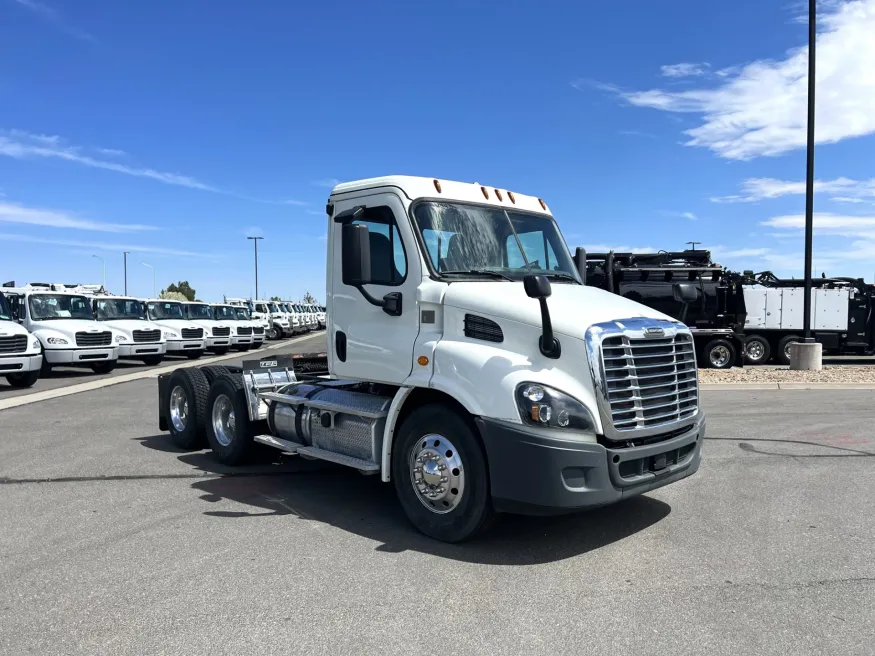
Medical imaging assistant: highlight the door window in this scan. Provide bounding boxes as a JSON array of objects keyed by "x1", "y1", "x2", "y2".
[{"x1": 350, "y1": 206, "x2": 407, "y2": 285}]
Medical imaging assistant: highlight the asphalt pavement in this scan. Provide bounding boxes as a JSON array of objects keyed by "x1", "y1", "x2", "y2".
[{"x1": 0, "y1": 353, "x2": 873, "y2": 654}]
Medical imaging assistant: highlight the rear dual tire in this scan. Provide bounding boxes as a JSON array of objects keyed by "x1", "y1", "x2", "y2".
[
  {"x1": 700, "y1": 339, "x2": 736, "y2": 370},
  {"x1": 165, "y1": 367, "x2": 210, "y2": 450},
  {"x1": 205, "y1": 375, "x2": 255, "y2": 465}
]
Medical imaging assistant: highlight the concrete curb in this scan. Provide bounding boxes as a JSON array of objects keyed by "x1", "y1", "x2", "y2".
[
  {"x1": 700, "y1": 382, "x2": 875, "y2": 390},
  {"x1": 0, "y1": 332, "x2": 324, "y2": 412}
]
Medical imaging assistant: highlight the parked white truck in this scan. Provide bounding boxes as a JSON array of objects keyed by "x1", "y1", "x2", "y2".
[
  {"x1": 179, "y1": 301, "x2": 233, "y2": 355},
  {"x1": 3, "y1": 284, "x2": 119, "y2": 374},
  {"x1": 156, "y1": 176, "x2": 704, "y2": 542},
  {"x1": 0, "y1": 290, "x2": 43, "y2": 388},
  {"x1": 210, "y1": 303, "x2": 253, "y2": 351},
  {"x1": 225, "y1": 299, "x2": 268, "y2": 348},
  {"x1": 143, "y1": 299, "x2": 207, "y2": 359},
  {"x1": 91, "y1": 295, "x2": 167, "y2": 366}
]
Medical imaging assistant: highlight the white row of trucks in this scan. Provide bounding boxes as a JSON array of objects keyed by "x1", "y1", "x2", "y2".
[
  {"x1": 156, "y1": 175, "x2": 705, "y2": 542},
  {"x1": 228, "y1": 299, "x2": 325, "y2": 339}
]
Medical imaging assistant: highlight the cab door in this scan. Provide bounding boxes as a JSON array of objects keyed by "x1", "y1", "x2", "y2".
[{"x1": 329, "y1": 192, "x2": 421, "y2": 384}]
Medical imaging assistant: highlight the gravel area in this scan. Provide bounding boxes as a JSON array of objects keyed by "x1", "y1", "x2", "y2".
[{"x1": 699, "y1": 364, "x2": 875, "y2": 384}]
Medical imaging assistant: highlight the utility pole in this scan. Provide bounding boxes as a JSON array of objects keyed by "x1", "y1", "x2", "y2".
[
  {"x1": 123, "y1": 252, "x2": 130, "y2": 295},
  {"x1": 92, "y1": 254, "x2": 105, "y2": 290},
  {"x1": 247, "y1": 236, "x2": 264, "y2": 300},
  {"x1": 686, "y1": 241, "x2": 701, "y2": 251},
  {"x1": 142, "y1": 262, "x2": 155, "y2": 298},
  {"x1": 802, "y1": 0, "x2": 817, "y2": 342}
]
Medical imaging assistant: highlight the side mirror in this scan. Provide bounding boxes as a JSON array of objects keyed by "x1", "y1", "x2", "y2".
[
  {"x1": 573, "y1": 247, "x2": 587, "y2": 285},
  {"x1": 524, "y1": 274, "x2": 552, "y2": 299},
  {"x1": 673, "y1": 283, "x2": 698, "y2": 304},
  {"x1": 341, "y1": 223, "x2": 372, "y2": 286}
]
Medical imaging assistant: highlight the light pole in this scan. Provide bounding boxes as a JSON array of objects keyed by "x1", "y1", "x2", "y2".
[
  {"x1": 92, "y1": 254, "x2": 105, "y2": 290},
  {"x1": 123, "y1": 251, "x2": 130, "y2": 295},
  {"x1": 802, "y1": 0, "x2": 817, "y2": 342},
  {"x1": 142, "y1": 262, "x2": 155, "y2": 298},
  {"x1": 247, "y1": 236, "x2": 263, "y2": 300}
]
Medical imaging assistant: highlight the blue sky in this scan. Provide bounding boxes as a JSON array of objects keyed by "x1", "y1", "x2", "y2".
[{"x1": 2, "y1": 0, "x2": 874, "y2": 301}]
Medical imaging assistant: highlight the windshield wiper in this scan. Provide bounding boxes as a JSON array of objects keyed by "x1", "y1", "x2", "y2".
[
  {"x1": 541, "y1": 271, "x2": 580, "y2": 283},
  {"x1": 441, "y1": 269, "x2": 515, "y2": 281}
]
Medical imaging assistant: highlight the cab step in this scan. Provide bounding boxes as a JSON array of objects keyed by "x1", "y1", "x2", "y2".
[
  {"x1": 295, "y1": 446, "x2": 380, "y2": 474},
  {"x1": 253, "y1": 434, "x2": 299, "y2": 454}
]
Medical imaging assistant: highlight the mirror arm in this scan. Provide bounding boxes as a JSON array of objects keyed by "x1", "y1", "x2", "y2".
[
  {"x1": 355, "y1": 285, "x2": 402, "y2": 317},
  {"x1": 537, "y1": 298, "x2": 561, "y2": 359}
]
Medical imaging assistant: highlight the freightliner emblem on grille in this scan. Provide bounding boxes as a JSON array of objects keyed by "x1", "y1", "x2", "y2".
[{"x1": 644, "y1": 326, "x2": 665, "y2": 337}]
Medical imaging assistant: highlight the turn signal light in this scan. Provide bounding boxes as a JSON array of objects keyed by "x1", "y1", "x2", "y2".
[
  {"x1": 507, "y1": 191, "x2": 516, "y2": 204},
  {"x1": 481, "y1": 186, "x2": 489, "y2": 199},
  {"x1": 538, "y1": 198, "x2": 547, "y2": 210},
  {"x1": 433, "y1": 179, "x2": 442, "y2": 193},
  {"x1": 495, "y1": 189, "x2": 503, "y2": 201}
]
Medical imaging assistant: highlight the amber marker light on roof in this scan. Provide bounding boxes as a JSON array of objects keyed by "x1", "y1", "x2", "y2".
[
  {"x1": 481, "y1": 186, "x2": 489, "y2": 199},
  {"x1": 538, "y1": 198, "x2": 547, "y2": 210},
  {"x1": 494, "y1": 189, "x2": 503, "y2": 201},
  {"x1": 433, "y1": 179, "x2": 442, "y2": 193},
  {"x1": 507, "y1": 191, "x2": 516, "y2": 204}
]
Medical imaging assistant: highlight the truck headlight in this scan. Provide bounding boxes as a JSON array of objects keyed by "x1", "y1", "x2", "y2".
[
  {"x1": 46, "y1": 337, "x2": 68, "y2": 345},
  {"x1": 32, "y1": 339, "x2": 40, "y2": 350},
  {"x1": 163, "y1": 331, "x2": 179, "y2": 339},
  {"x1": 515, "y1": 383, "x2": 594, "y2": 431},
  {"x1": 115, "y1": 334, "x2": 128, "y2": 343},
  {"x1": 202, "y1": 329, "x2": 211, "y2": 337}
]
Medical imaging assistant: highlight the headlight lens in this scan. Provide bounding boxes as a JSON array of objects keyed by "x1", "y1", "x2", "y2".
[
  {"x1": 115, "y1": 334, "x2": 128, "y2": 343},
  {"x1": 203, "y1": 329, "x2": 211, "y2": 337},
  {"x1": 163, "y1": 331, "x2": 179, "y2": 339},
  {"x1": 31, "y1": 339, "x2": 40, "y2": 350},
  {"x1": 515, "y1": 383, "x2": 594, "y2": 431},
  {"x1": 46, "y1": 337, "x2": 68, "y2": 345}
]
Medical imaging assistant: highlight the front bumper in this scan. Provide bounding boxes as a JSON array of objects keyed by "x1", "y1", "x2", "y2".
[
  {"x1": 476, "y1": 413, "x2": 705, "y2": 515},
  {"x1": 44, "y1": 347, "x2": 118, "y2": 365},
  {"x1": 0, "y1": 353, "x2": 42, "y2": 374},
  {"x1": 118, "y1": 342, "x2": 167, "y2": 358},
  {"x1": 166, "y1": 339, "x2": 205, "y2": 353},
  {"x1": 231, "y1": 335, "x2": 253, "y2": 347},
  {"x1": 206, "y1": 337, "x2": 231, "y2": 349}
]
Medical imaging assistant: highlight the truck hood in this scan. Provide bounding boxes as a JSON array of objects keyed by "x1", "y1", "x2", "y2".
[
  {"x1": 190, "y1": 319, "x2": 230, "y2": 329},
  {"x1": 31, "y1": 319, "x2": 110, "y2": 337},
  {"x1": 150, "y1": 319, "x2": 200, "y2": 331},
  {"x1": 98, "y1": 319, "x2": 161, "y2": 334},
  {"x1": 442, "y1": 282, "x2": 676, "y2": 336},
  {"x1": 0, "y1": 319, "x2": 31, "y2": 337}
]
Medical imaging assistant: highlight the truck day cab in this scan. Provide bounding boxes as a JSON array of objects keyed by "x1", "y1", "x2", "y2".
[
  {"x1": 210, "y1": 303, "x2": 254, "y2": 351},
  {"x1": 143, "y1": 299, "x2": 207, "y2": 359},
  {"x1": 0, "y1": 291, "x2": 42, "y2": 388},
  {"x1": 4, "y1": 284, "x2": 119, "y2": 374},
  {"x1": 180, "y1": 301, "x2": 232, "y2": 355},
  {"x1": 157, "y1": 175, "x2": 704, "y2": 542},
  {"x1": 91, "y1": 295, "x2": 167, "y2": 366}
]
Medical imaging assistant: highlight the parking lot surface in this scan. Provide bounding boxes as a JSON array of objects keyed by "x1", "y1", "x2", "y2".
[{"x1": 1, "y1": 361, "x2": 873, "y2": 654}]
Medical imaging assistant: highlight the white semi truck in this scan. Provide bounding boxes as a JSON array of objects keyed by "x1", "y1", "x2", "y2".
[
  {"x1": 91, "y1": 295, "x2": 167, "y2": 366},
  {"x1": 210, "y1": 303, "x2": 254, "y2": 351},
  {"x1": 3, "y1": 284, "x2": 119, "y2": 374},
  {"x1": 156, "y1": 176, "x2": 704, "y2": 542},
  {"x1": 180, "y1": 301, "x2": 233, "y2": 355},
  {"x1": 225, "y1": 299, "x2": 268, "y2": 348},
  {"x1": 0, "y1": 290, "x2": 43, "y2": 388},
  {"x1": 143, "y1": 299, "x2": 207, "y2": 359},
  {"x1": 266, "y1": 301, "x2": 292, "y2": 339}
]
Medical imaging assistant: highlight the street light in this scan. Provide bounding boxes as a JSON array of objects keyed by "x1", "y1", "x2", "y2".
[
  {"x1": 802, "y1": 0, "x2": 817, "y2": 342},
  {"x1": 123, "y1": 251, "x2": 130, "y2": 295},
  {"x1": 142, "y1": 262, "x2": 155, "y2": 298},
  {"x1": 92, "y1": 254, "x2": 105, "y2": 290},
  {"x1": 247, "y1": 236, "x2": 264, "y2": 300}
]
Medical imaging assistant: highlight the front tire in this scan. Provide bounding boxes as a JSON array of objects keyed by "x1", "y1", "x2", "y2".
[
  {"x1": 91, "y1": 360, "x2": 117, "y2": 374},
  {"x1": 701, "y1": 338, "x2": 736, "y2": 369},
  {"x1": 210, "y1": 347, "x2": 230, "y2": 356},
  {"x1": 392, "y1": 404, "x2": 495, "y2": 543},
  {"x1": 141, "y1": 355, "x2": 164, "y2": 366},
  {"x1": 267, "y1": 326, "x2": 279, "y2": 340},
  {"x1": 6, "y1": 370, "x2": 40, "y2": 388},
  {"x1": 205, "y1": 374, "x2": 254, "y2": 465},
  {"x1": 185, "y1": 350, "x2": 205, "y2": 360},
  {"x1": 743, "y1": 335, "x2": 771, "y2": 365}
]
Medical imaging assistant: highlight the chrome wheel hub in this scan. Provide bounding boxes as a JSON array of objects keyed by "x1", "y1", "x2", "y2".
[
  {"x1": 169, "y1": 386, "x2": 188, "y2": 433},
  {"x1": 710, "y1": 345, "x2": 731, "y2": 368},
  {"x1": 746, "y1": 341, "x2": 765, "y2": 361},
  {"x1": 409, "y1": 434, "x2": 465, "y2": 514},
  {"x1": 211, "y1": 394, "x2": 235, "y2": 447}
]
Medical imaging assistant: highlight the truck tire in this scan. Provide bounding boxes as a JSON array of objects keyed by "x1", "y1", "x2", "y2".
[
  {"x1": 211, "y1": 347, "x2": 230, "y2": 355},
  {"x1": 141, "y1": 355, "x2": 164, "y2": 366},
  {"x1": 91, "y1": 360, "x2": 117, "y2": 374},
  {"x1": 392, "y1": 403, "x2": 496, "y2": 543},
  {"x1": 185, "y1": 350, "x2": 205, "y2": 360},
  {"x1": 701, "y1": 338, "x2": 736, "y2": 369},
  {"x1": 205, "y1": 374, "x2": 254, "y2": 465},
  {"x1": 267, "y1": 325, "x2": 279, "y2": 340},
  {"x1": 777, "y1": 335, "x2": 801, "y2": 366},
  {"x1": 40, "y1": 346, "x2": 52, "y2": 376},
  {"x1": 743, "y1": 335, "x2": 771, "y2": 365},
  {"x1": 6, "y1": 370, "x2": 40, "y2": 388},
  {"x1": 199, "y1": 365, "x2": 231, "y2": 385},
  {"x1": 165, "y1": 367, "x2": 210, "y2": 450}
]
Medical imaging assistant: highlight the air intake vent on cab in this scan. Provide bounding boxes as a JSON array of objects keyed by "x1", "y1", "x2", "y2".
[{"x1": 464, "y1": 314, "x2": 503, "y2": 343}]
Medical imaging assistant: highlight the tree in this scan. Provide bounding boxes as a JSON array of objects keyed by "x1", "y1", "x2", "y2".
[
  {"x1": 165, "y1": 281, "x2": 196, "y2": 301},
  {"x1": 270, "y1": 295, "x2": 282, "y2": 301},
  {"x1": 303, "y1": 291, "x2": 319, "y2": 304},
  {"x1": 159, "y1": 290, "x2": 189, "y2": 302}
]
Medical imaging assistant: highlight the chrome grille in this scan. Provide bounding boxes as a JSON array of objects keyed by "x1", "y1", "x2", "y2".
[
  {"x1": 0, "y1": 335, "x2": 28, "y2": 353},
  {"x1": 212, "y1": 327, "x2": 231, "y2": 337},
  {"x1": 181, "y1": 328, "x2": 203, "y2": 339},
  {"x1": 75, "y1": 331, "x2": 112, "y2": 347},
  {"x1": 601, "y1": 333, "x2": 698, "y2": 432},
  {"x1": 236, "y1": 326, "x2": 252, "y2": 336},
  {"x1": 253, "y1": 327, "x2": 264, "y2": 335},
  {"x1": 132, "y1": 329, "x2": 161, "y2": 343}
]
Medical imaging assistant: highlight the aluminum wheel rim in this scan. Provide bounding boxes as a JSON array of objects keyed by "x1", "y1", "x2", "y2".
[
  {"x1": 409, "y1": 434, "x2": 465, "y2": 514},
  {"x1": 169, "y1": 386, "x2": 188, "y2": 432},
  {"x1": 211, "y1": 394, "x2": 235, "y2": 447},
  {"x1": 785, "y1": 342, "x2": 795, "y2": 360},
  {"x1": 710, "y1": 345, "x2": 731, "y2": 368},
  {"x1": 746, "y1": 340, "x2": 765, "y2": 362}
]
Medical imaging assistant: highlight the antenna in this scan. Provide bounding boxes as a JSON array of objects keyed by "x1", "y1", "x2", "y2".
[{"x1": 686, "y1": 241, "x2": 701, "y2": 251}]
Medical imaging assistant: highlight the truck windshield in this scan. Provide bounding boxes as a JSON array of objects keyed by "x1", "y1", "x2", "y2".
[
  {"x1": 184, "y1": 304, "x2": 212, "y2": 320},
  {"x1": 213, "y1": 305, "x2": 237, "y2": 321},
  {"x1": 412, "y1": 202, "x2": 580, "y2": 283},
  {"x1": 0, "y1": 294, "x2": 12, "y2": 321},
  {"x1": 268, "y1": 303, "x2": 279, "y2": 313},
  {"x1": 234, "y1": 308, "x2": 251, "y2": 320},
  {"x1": 28, "y1": 294, "x2": 93, "y2": 320},
  {"x1": 96, "y1": 298, "x2": 146, "y2": 320},
  {"x1": 147, "y1": 302, "x2": 184, "y2": 320}
]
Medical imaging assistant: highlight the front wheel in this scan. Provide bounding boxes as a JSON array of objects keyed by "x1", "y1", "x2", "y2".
[
  {"x1": 267, "y1": 326, "x2": 279, "y2": 340},
  {"x1": 6, "y1": 370, "x2": 40, "y2": 388},
  {"x1": 701, "y1": 338, "x2": 736, "y2": 369},
  {"x1": 210, "y1": 347, "x2": 230, "y2": 355},
  {"x1": 392, "y1": 404, "x2": 495, "y2": 543},
  {"x1": 185, "y1": 350, "x2": 205, "y2": 360},
  {"x1": 141, "y1": 355, "x2": 164, "y2": 366},
  {"x1": 91, "y1": 360, "x2": 117, "y2": 374}
]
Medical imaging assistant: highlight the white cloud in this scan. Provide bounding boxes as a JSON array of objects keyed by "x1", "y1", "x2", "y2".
[
  {"x1": 761, "y1": 213, "x2": 875, "y2": 264},
  {"x1": 762, "y1": 213, "x2": 875, "y2": 230},
  {"x1": 618, "y1": 130, "x2": 658, "y2": 139},
  {"x1": 312, "y1": 178, "x2": 341, "y2": 188},
  {"x1": 711, "y1": 247, "x2": 772, "y2": 258},
  {"x1": 712, "y1": 177, "x2": 875, "y2": 203},
  {"x1": 13, "y1": 0, "x2": 95, "y2": 43},
  {"x1": 599, "y1": 0, "x2": 875, "y2": 160},
  {"x1": 0, "y1": 232, "x2": 212, "y2": 258},
  {"x1": 660, "y1": 63, "x2": 710, "y2": 78},
  {"x1": 661, "y1": 210, "x2": 698, "y2": 220},
  {"x1": 0, "y1": 201, "x2": 155, "y2": 232}
]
